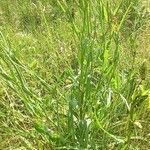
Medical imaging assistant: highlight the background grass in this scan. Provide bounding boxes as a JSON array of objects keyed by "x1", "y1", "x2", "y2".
[{"x1": 0, "y1": 0, "x2": 150, "y2": 149}]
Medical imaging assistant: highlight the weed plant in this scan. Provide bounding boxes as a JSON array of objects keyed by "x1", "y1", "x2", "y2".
[{"x1": 0, "y1": 0, "x2": 150, "y2": 149}]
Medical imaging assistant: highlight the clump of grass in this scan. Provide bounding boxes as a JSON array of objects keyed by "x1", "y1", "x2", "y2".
[{"x1": 0, "y1": 0, "x2": 150, "y2": 149}]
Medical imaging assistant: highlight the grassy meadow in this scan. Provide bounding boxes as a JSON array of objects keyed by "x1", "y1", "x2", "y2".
[{"x1": 0, "y1": 0, "x2": 150, "y2": 149}]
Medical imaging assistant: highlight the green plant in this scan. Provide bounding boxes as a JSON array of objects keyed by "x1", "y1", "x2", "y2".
[{"x1": 0, "y1": 0, "x2": 150, "y2": 149}]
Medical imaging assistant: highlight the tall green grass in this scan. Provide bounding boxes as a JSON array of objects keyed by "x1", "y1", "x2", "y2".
[{"x1": 0, "y1": 0, "x2": 150, "y2": 149}]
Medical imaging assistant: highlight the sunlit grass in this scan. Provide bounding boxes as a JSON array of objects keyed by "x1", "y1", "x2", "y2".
[{"x1": 0, "y1": 0, "x2": 150, "y2": 149}]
